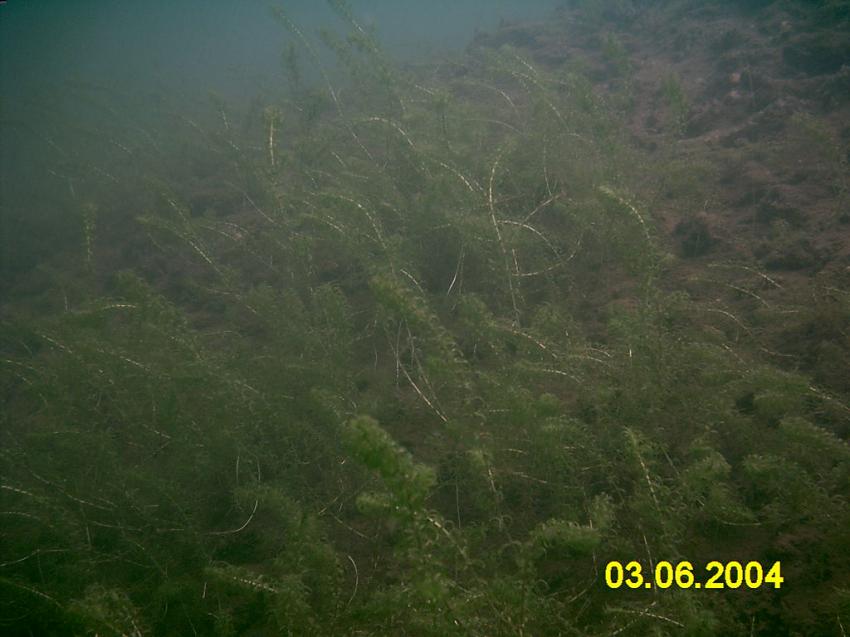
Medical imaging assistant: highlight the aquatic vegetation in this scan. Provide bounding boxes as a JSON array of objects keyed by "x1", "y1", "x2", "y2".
[
  {"x1": 661, "y1": 72, "x2": 690, "y2": 136},
  {"x1": 1, "y1": 1, "x2": 849, "y2": 635}
]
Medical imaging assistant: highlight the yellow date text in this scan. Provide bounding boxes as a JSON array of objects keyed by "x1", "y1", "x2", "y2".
[{"x1": 604, "y1": 560, "x2": 783, "y2": 590}]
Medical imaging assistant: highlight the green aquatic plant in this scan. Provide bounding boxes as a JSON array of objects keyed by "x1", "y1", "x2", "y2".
[
  {"x1": 661, "y1": 72, "x2": 690, "y2": 136},
  {"x1": 3, "y1": 2, "x2": 850, "y2": 635},
  {"x1": 80, "y1": 201, "x2": 98, "y2": 271}
]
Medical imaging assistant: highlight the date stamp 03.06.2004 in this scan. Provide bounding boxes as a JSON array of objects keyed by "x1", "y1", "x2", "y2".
[{"x1": 604, "y1": 560, "x2": 784, "y2": 590}]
